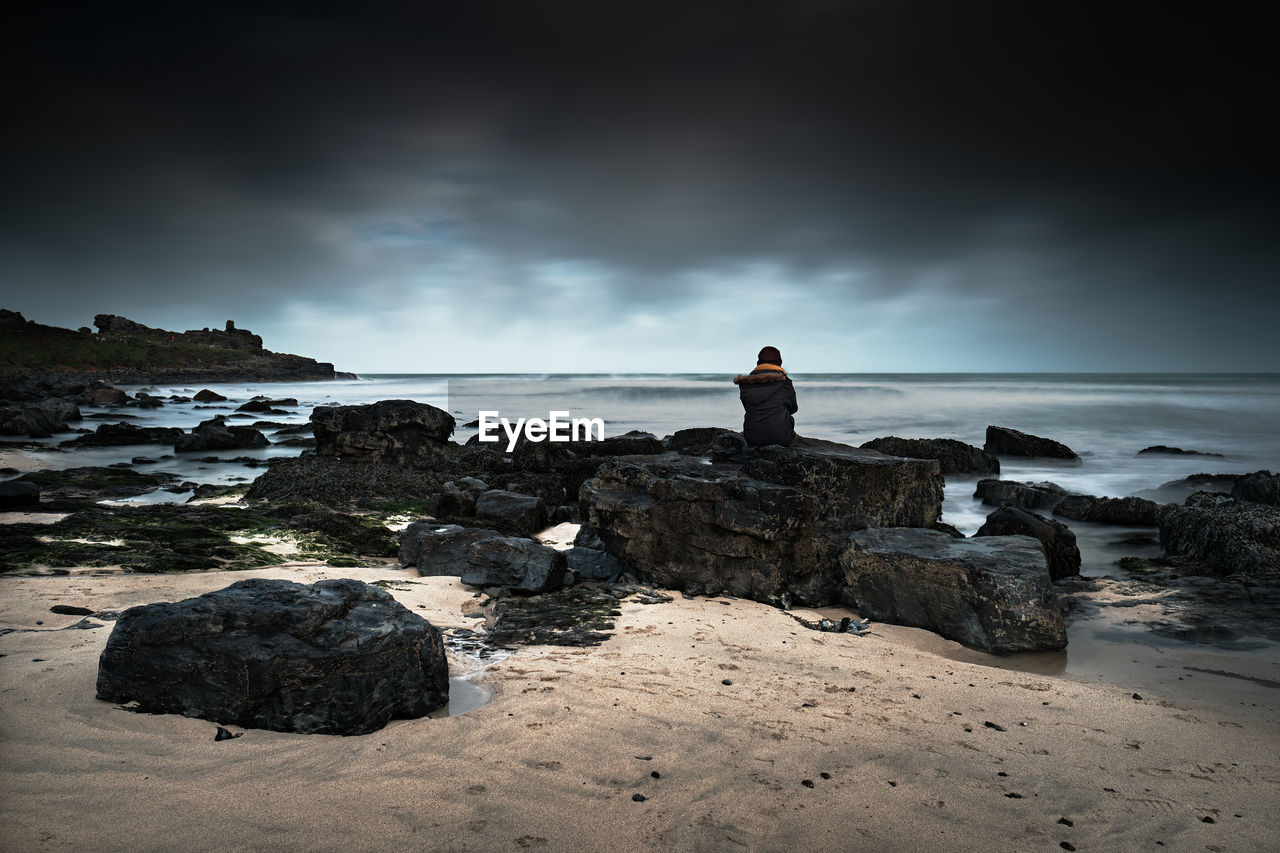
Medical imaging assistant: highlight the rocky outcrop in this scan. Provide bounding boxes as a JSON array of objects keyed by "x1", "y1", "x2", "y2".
[
  {"x1": 0, "y1": 310, "x2": 347, "y2": 384},
  {"x1": 1159, "y1": 502, "x2": 1280, "y2": 576},
  {"x1": 840, "y1": 529, "x2": 1067, "y2": 653},
  {"x1": 860, "y1": 437, "x2": 1000, "y2": 475},
  {"x1": 1231, "y1": 470, "x2": 1279, "y2": 506},
  {"x1": 0, "y1": 480, "x2": 40, "y2": 508},
  {"x1": 1054, "y1": 494, "x2": 1162, "y2": 526},
  {"x1": 984, "y1": 426, "x2": 1079, "y2": 460},
  {"x1": 581, "y1": 441, "x2": 943, "y2": 606},
  {"x1": 567, "y1": 523, "x2": 628, "y2": 581},
  {"x1": 192, "y1": 389, "x2": 227, "y2": 403},
  {"x1": 0, "y1": 398, "x2": 80, "y2": 437},
  {"x1": 245, "y1": 456, "x2": 440, "y2": 505},
  {"x1": 174, "y1": 417, "x2": 269, "y2": 452},
  {"x1": 95, "y1": 578, "x2": 449, "y2": 735},
  {"x1": 1138, "y1": 445, "x2": 1223, "y2": 457},
  {"x1": 974, "y1": 479, "x2": 1072, "y2": 511},
  {"x1": 427, "y1": 477, "x2": 492, "y2": 518},
  {"x1": 975, "y1": 505, "x2": 1080, "y2": 580},
  {"x1": 62, "y1": 422, "x2": 184, "y2": 447},
  {"x1": 311, "y1": 400, "x2": 455, "y2": 467}
]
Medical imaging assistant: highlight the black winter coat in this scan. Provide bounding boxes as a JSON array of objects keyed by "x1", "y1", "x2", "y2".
[{"x1": 733, "y1": 367, "x2": 797, "y2": 447}]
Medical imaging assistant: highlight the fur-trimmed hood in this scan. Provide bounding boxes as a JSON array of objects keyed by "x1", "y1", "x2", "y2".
[{"x1": 733, "y1": 370, "x2": 789, "y2": 385}]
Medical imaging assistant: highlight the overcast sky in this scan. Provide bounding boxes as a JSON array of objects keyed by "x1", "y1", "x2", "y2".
[{"x1": 2, "y1": 1, "x2": 1276, "y2": 372}]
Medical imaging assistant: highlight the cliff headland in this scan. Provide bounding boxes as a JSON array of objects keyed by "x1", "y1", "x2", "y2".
[{"x1": 0, "y1": 309, "x2": 352, "y2": 390}]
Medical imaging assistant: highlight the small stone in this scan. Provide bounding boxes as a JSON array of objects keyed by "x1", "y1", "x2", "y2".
[
  {"x1": 819, "y1": 772, "x2": 831, "y2": 780},
  {"x1": 1132, "y1": 693, "x2": 1143, "y2": 700},
  {"x1": 631, "y1": 794, "x2": 647, "y2": 802},
  {"x1": 984, "y1": 721, "x2": 1007, "y2": 732},
  {"x1": 1060, "y1": 843, "x2": 1076, "y2": 851},
  {"x1": 1201, "y1": 816, "x2": 1215, "y2": 824},
  {"x1": 721, "y1": 679, "x2": 732, "y2": 685},
  {"x1": 1057, "y1": 818, "x2": 1073, "y2": 827},
  {"x1": 650, "y1": 771, "x2": 660, "y2": 779},
  {"x1": 801, "y1": 779, "x2": 814, "y2": 788},
  {"x1": 1005, "y1": 792, "x2": 1023, "y2": 799},
  {"x1": 214, "y1": 726, "x2": 242, "y2": 742}
]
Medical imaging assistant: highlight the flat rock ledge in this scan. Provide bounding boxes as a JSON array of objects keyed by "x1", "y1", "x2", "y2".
[
  {"x1": 580, "y1": 440, "x2": 943, "y2": 607},
  {"x1": 840, "y1": 528, "x2": 1067, "y2": 653},
  {"x1": 96, "y1": 578, "x2": 449, "y2": 736}
]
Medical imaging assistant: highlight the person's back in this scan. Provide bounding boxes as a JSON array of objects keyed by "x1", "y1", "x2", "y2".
[{"x1": 733, "y1": 346, "x2": 798, "y2": 447}]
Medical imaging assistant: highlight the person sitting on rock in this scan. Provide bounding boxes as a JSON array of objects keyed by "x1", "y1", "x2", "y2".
[{"x1": 734, "y1": 346, "x2": 798, "y2": 447}]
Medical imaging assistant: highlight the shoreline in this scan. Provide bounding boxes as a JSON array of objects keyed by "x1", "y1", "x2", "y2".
[{"x1": 2, "y1": 565, "x2": 1276, "y2": 851}]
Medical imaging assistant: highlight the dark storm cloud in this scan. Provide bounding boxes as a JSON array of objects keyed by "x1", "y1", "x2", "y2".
[{"x1": 2, "y1": 1, "x2": 1277, "y2": 366}]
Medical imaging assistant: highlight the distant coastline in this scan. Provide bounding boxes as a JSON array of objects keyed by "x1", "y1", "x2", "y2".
[{"x1": 0, "y1": 309, "x2": 354, "y2": 390}]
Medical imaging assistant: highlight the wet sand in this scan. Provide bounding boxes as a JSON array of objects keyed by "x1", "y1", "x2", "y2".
[{"x1": 2, "y1": 565, "x2": 1277, "y2": 852}]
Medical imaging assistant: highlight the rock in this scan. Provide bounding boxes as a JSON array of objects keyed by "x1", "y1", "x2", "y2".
[
  {"x1": 974, "y1": 479, "x2": 1073, "y2": 511},
  {"x1": 1231, "y1": 470, "x2": 1280, "y2": 506},
  {"x1": 193, "y1": 389, "x2": 227, "y2": 402},
  {"x1": 1137, "y1": 445, "x2": 1223, "y2": 457},
  {"x1": 1053, "y1": 495, "x2": 1162, "y2": 526},
  {"x1": 0, "y1": 480, "x2": 40, "y2": 508},
  {"x1": 427, "y1": 478, "x2": 492, "y2": 518},
  {"x1": 461, "y1": 536, "x2": 568, "y2": 593},
  {"x1": 311, "y1": 399, "x2": 455, "y2": 466},
  {"x1": 1134, "y1": 472, "x2": 1244, "y2": 504},
  {"x1": 663, "y1": 427, "x2": 736, "y2": 455},
  {"x1": 569, "y1": 430, "x2": 664, "y2": 457},
  {"x1": 975, "y1": 505, "x2": 1081, "y2": 580},
  {"x1": 174, "y1": 416, "x2": 269, "y2": 452},
  {"x1": 95, "y1": 578, "x2": 449, "y2": 735},
  {"x1": 984, "y1": 426, "x2": 1079, "y2": 460},
  {"x1": 399, "y1": 523, "x2": 505, "y2": 574},
  {"x1": 245, "y1": 456, "x2": 438, "y2": 505},
  {"x1": 1159, "y1": 502, "x2": 1280, "y2": 576},
  {"x1": 87, "y1": 385, "x2": 128, "y2": 406},
  {"x1": 1185, "y1": 490, "x2": 1234, "y2": 508},
  {"x1": 860, "y1": 437, "x2": 1000, "y2": 475},
  {"x1": 61, "y1": 421, "x2": 184, "y2": 447},
  {"x1": 0, "y1": 405, "x2": 63, "y2": 437},
  {"x1": 581, "y1": 441, "x2": 942, "y2": 606},
  {"x1": 565, "y1": 546, "x2": 627, "y2": 581},
  {"x1": 475, "y1": 489, "x2": 547, "y2": 536},
  {"x1": 840, "y1": 528, "x2": 1067, "y2": 653},
  {"x1": 135, "y1": 395, "x2": 164, "y2": 409}
]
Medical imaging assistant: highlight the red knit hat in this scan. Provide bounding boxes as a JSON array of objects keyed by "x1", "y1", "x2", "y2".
[{"x1": 757, "y1": 346, "x2": 782, "y2": 366}]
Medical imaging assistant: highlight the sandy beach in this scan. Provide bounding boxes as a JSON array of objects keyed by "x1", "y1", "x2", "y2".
[{"x1": 2, "y1": 563, "x2": 1276, "y2": 852}]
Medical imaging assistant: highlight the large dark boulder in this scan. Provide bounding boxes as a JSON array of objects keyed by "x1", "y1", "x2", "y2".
[
  {"x1": 0, "y1": 480, "x2": 40, "y2": 508},
  {"x1": 581, "y1": 441, "x2": 943, "y2": 606},
  {"x1": 175, "y1": 416, "x2": 269, "y2": 452},
  {"x1": 95, "y1": 579, "x2": 449, "y2": 736},
  {"x1": 1231, "y1": 470, "x2": 1280, "y2": 506},
  {"x1": 860, "y1": 437, "x2": 999, "y2": 475},
  {"x1": 474, "y1": 489, "x2": 547, "y2": 536},
  {"x1": 975, "y1": 505, "x2": 1080, "y2": 580},
  {"x1": 311, "y1": 400, "x2": 455, "y2": 466},
  {"x1": 192, "y1": 389, "x2": 227, "y2": 403},
  {"x1": 460, "y1": 536, "x2": 567, "y2": 593},
  {"x1": 1054, "y1": 494, "x2": 1162, "y2": 526},
  {"x1": 426, "y1": 477, "x2": 491, "y2": 518},
  {"x1": 1159, "y1": 502, "x2": 1280, "y2": 576},
  {"x1": 663, "y1": 427, "x2": 736, "y2": 455},
  {"x1": 974, "y1": 478, "x2": 1072, "y2": 511},
  {"x1": 398, "y1": 522, "x2": 504, "y2": 575},
  {"x1": 62, "y1": 421, "x2": 184, "y2": 447},
  {"x1": 984, "y1": 426, "x2": 1079, "y2": 460},
  {"x1": 87, "y1": 385, "x2": 128, "y2": 406},
  {"x1": 840, "y1": 528, "x2": 1067, "y2": 653}
]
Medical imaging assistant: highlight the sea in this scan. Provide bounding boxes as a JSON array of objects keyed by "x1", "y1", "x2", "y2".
[{"x1": 13, "y1": 372, "x2": 1280, "y2": 702}]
